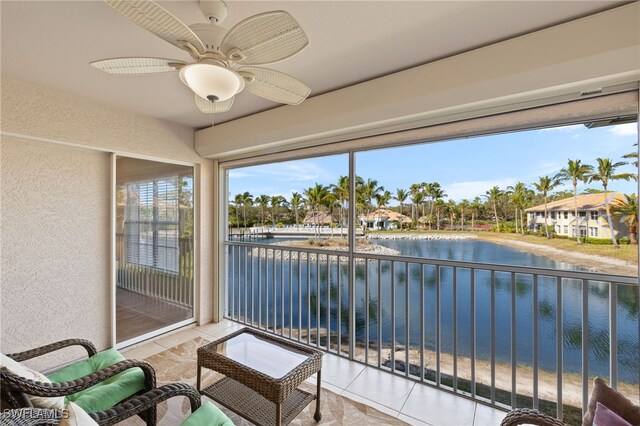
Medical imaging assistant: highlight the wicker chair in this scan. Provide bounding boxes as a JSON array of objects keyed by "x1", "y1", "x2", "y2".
[
  {"x1": 0, "y1": 383, "x2": 202, "y2": 426},
  {"x1": 500, "y1": 408, "x2": 566, "y2": 426},
  {"x1": 0, "y1": 338, "x2": 172, "y2": 426}
]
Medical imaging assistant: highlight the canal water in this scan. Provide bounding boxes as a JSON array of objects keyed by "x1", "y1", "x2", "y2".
[{"x1": 227, "y1": 237, "x2": 639, "y2": 384}]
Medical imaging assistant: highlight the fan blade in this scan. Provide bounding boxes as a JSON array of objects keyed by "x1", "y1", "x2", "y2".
[
  {"x1": 105, "y1": 0, "x2": 206, "y2": 54},
  {"x1": 90, "y1": 57, "x2": 186, "y2": 74},
  {"x1": 194, "y1": 94, "x2": 234, "y2": 113},
  {"x1": 238, "y1": 67, "x2": 310, "y2": 105},
  {"x1": 221, "y1": 11, "x2": 308, "y2": 65}
]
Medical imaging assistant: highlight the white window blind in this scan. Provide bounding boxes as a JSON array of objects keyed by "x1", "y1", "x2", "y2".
[{"x1": 123, "y1": 177, "x2": 183, "y2": 273}]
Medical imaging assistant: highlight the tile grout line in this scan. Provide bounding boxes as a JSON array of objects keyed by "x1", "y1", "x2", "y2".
[
  {"x1": 397, "y1": 381, "x2": 416, "y2": 414},
  {"x1": 340, "y1": 361, "x2": 367, "y2": 391},
  {"x1": 398, "y1": 413, "x2": 437, "y2": 425}
]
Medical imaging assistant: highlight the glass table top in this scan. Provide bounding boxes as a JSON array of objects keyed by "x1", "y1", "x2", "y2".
[{"x1": 215, "y1": 332, "x2": 310, "y2": 379}]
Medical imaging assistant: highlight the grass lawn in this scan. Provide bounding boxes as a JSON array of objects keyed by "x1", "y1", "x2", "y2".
[{"x1": 478, "y1": 232, "x2": 638, "y2": 263}]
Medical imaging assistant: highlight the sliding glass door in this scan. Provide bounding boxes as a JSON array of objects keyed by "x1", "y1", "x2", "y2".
[{"x1": 115, "y1": 156, "x2": 195, "y2": 344}]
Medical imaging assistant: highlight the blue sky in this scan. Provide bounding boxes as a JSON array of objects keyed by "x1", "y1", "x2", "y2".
[{"x1": 228, "y1": 122, "x2": 638, "y2": 204}]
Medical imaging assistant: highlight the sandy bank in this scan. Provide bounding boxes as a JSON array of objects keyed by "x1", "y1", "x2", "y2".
[{"x1": 476, "y1": 234, "x2": 637, "y2": 276}]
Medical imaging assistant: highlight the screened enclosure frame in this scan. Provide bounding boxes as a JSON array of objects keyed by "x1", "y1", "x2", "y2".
[{"x1": 216, "y1": 88, "x2": 640, "y2": 417}]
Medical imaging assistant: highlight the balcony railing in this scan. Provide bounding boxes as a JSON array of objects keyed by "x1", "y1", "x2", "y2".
[
  {"x1": 224, "y1": 240, "x2": 639, "y2": 422},
  {"x1": 116, "y1": 233, "x2": 194, "y2": 307}
]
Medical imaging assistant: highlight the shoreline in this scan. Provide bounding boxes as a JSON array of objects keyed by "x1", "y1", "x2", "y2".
[
  {"x1": 474, "y1": 233, "x2": 637, "y2": 276},
  {"x1": 242, "y1": 231, "x2": 636, "y2": 275}
]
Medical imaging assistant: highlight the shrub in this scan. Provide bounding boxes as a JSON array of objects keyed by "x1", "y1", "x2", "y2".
[{"x1": 581, "y1": 237, "x2": 630, "y2": 245}]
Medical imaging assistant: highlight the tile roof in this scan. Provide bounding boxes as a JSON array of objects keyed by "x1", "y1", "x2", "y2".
[
  {"x1": 359, "y1": 208, "x2": 412, "y2": 223},
  {"x1": 525, "y1": 192, "x2": 625, "y2": 212}
]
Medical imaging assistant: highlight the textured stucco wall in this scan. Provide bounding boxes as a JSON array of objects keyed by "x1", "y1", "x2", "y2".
[
  {"x1": 0, "y1": 78, "x2": 215, "y2": 369},
  {"x1": 0, "y1": 137, "x2": 111, "y2": 369}
]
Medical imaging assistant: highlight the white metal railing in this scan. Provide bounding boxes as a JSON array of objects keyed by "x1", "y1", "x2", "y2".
[
  {"x1": 116, "y1": 234, "x2": 194, "y2": 307},
  {"x1": 224, "y1": 240, "x2": 639, "y2": 422}
]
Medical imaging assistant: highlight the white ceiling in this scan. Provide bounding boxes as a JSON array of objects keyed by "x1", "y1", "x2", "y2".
[{"x1": 0, "y1": 1, "x2": 628, "y2": 129}]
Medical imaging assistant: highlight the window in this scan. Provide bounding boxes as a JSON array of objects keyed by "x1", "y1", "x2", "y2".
[
  {"x1": 563, "y1": 225, "x2": 568, "y2": 234},
  {"x1": 563, "y1": 211, "x2": 569, "y2": 219},
  {"x1": 591, "y1": 211, "x2": 598, "y2": 220},
  {"x1": 579, "y1": 212, "x2": 586, "y2": 217},
  {"x1": 590, "y1": 227, "x2": 599, "y2": 237},
  {"x1": 550, "y1": 212, "x2": 556, "y2": 219},
  {"x1": 580, "y1": 228, "x2": 587, "y2": 237}
]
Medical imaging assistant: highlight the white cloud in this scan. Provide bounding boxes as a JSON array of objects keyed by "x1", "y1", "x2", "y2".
[
  {"x1": 445, "y1": 178, "x2": 517, "y2": 201},
  {"x1": 252, "y1": 161, "x2": 334, "y2": 182},
  {"x1": 609, "y1": 123, "x2": 638, "y2": 137},
  {"x1": 531, "y1": 161, "x2": 563, "y2": 177},
  {"x1": 228, "y1": 170, "x2": 253, "y2": 178}
]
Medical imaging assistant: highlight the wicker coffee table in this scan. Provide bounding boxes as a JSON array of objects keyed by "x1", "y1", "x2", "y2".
[{"x1": 197, "y1": 327, "x2": 324, "y2": 426}]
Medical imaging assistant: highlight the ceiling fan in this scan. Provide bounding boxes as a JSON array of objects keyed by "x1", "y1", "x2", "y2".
[{"x1": 91, "y1": 0, "x2": 311, "y2": 114}]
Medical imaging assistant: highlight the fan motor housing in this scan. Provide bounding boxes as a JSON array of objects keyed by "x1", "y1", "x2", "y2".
[{"x1": 190, "y1": 23, "x2": 227, "y2": 53}]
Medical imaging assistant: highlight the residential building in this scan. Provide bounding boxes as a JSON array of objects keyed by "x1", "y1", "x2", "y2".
[
  {"x1": 525, "y1": 192, "x2": 629, "y2": 239},
  {"x1": 359, "y1": 208, "x2": 412, "y2": 230}
]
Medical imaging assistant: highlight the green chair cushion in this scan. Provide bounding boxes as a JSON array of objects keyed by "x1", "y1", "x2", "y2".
[
  {"x1": 47, "y1": 348, "x2": 144, "y2": 413},
  {"x1": 182, "y1": 401, "x2": 234, "y2": 426}
]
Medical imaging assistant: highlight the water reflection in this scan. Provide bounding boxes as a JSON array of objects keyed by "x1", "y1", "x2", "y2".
[{"x1": 227, "y1": 239, "x2": 639, "y2": 384}]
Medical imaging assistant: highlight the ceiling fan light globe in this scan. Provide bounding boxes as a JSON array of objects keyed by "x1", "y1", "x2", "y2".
[{"x1": 179, "y1": 63, "x2": 243, "y2": 102}]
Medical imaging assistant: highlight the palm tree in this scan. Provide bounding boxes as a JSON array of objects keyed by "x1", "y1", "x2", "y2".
[
  {"x1": 458, "y1": 199, "x2": 470, "y2": 230},
  {"x1": 255, "y1": 194, "x2": 270, "y2": 226},
  {"x1": 409, "y1": 183, "x2": 422, "y2": 223},
  {"x1": 470, "y1": 197, "x2": 483, "y2": 231},
  {"x1": 430, "y1": 185, "x2": 446, "y2": 230},
  {"x1": 362, "y1": 179, "x2": 383, "y2": 213},
  {"x1": 533, "y1": 176, "x2": 561, "y2": 238},
  {"x1": 446, "y1": 199, "x2": 457, "y2": 230},
  {"x1": 589, "y1": 158, "x2": 635, "y2": 247},
  {"x1": 304, "y1": 184, "x2": 330, "y2": 237},
  {"x1": 329, "y1": 176, "x2": 349, "y2": 236},
  {"x1": 376, "y1": 190, "x2": 392, "y2": 208},
  {"x1": 484, "y1": 186, "x2": 504, "y2": 232},
  {"x1": 623, "y1": 143, "x2": 638, "y2": 168},
  {"x1": 290, "y1": 192, "x2": 304, "y2": 225},
  {"x1": 434, "y1": 198, "x2": 446, "y2": 229},
  {"x1": 425, "y1": 182, "x2": 442, "y2": 230},
  {"x1": 411, "y1": 189, "x2": 425, "y2": 228},
  {"x1": 240, "y1": 191, "x2": 253, "y2": 229},
  {"x1": 507, "y1": 182, "x2": 529, "y2": 235},
  {"x1": 395, "y1": 188, "x2": 408, "y2": 218},
  {"x1": 419, "y1": 181, "x2": 429, "y2": 218},
  {"x1": 555, "y1": 159, "x2": 593, "y2": 243},
  {"x1": 233, "y1": 193, "x2": 243, "y2": 228},
  {"x1": 611, "y1": 194, "x2": 639, "y2": 245},
  {"x1": 270, "y1": 195, "x2": 286, "y2": 226}
]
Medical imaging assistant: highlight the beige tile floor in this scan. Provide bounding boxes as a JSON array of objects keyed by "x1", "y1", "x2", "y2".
[{"x1": 121, "y1": 320, "x2": 508, "y2": 426}]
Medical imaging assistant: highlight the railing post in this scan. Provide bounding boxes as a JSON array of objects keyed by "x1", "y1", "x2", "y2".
[
  {"x1": 609, "y1": 282, "x2": 618, "y2": 390},
  {"x1": 348, "y1": 151, "x2": 356, "y2": 360}
]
